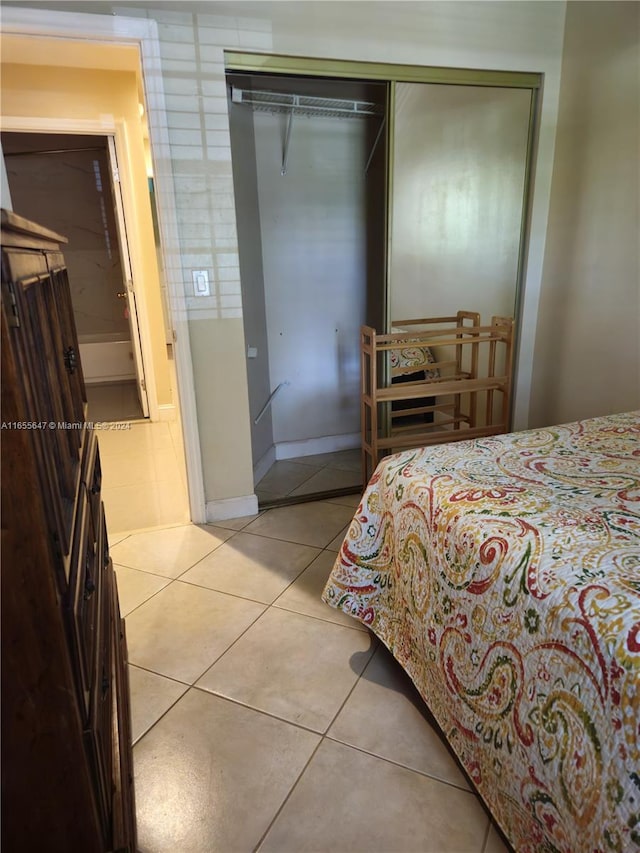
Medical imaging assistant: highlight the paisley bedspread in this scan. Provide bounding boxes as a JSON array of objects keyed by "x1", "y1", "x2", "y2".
[{"x1": 322, "y1": 412, "x2": 640, "y2": 852}]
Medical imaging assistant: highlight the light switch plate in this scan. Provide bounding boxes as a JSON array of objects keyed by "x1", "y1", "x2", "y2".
[{"x1": 192, "y1": 270, "x2": 210, "y2": 296}]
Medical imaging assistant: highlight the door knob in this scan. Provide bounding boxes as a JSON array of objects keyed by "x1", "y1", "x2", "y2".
[{"x1": 117, "y1": 291, "x2": 127, "y2": 299}]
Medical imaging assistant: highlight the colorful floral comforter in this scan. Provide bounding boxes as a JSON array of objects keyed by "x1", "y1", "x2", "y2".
[{"x1": 322, "y1": 412, "x2": 640, "y2": 852}]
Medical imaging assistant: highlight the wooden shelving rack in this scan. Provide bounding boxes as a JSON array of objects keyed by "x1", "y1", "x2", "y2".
[{"x1": 361, "y1": 311, "x2": 514, "y2": 482}]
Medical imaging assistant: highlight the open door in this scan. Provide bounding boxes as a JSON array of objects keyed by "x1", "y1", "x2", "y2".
[{"x1": 107, "y1": 136, "x2": 149, "y2": 418}]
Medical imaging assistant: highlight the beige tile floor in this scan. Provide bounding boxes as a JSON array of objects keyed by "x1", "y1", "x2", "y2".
[
  {"x1": 99, "y1": 417, "x2": 190, "y2": 533},
  {"x1": 255, "y1": 448, "x2": 362, "y2": 504},
  {"x1": 100, "y1": 421, "x2": 510, "y2": 852},
  {"x1": 110, "y1": 500, "x2": 511, "y2": 853}
]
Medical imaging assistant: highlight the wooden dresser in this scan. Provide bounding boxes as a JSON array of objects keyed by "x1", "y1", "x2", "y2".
[{"x1": 1, "y1": 210, "x2": 136, "y2": 851}]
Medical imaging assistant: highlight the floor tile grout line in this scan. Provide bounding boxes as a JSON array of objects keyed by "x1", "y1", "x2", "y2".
[
  {"x1": 184, "y1": 597, "x2": 368, "y2": 688},
  {"x1": 251, "y1": 737, "x2": 325, "y2": 853},
  {"x1": 179, "y1": 540, "x2": 327, "y2": 609},
  {"x1": 284, "y1": 462, "x2": 328, "y2": 497},
  {"x1": 248, "y1": 634, "x2": 473, "y2": 852},
  {"x1": 269, "y1": 601, "x2": 368, "y2": 633},
  {"x1": 128, "y1": 661, "x2": 190, "y2": 687},
  {"x1": 182, "y1": 603, "x2": 273, "y2": 685},
  {"x1": 122, "y1": 559, "x2": 364, "y2": 635},
  {"x1": 119, "y1": 580, "x2": 176, "y2": 620},
  {"x1": 322, "y1": 732, "x2": 477, "y2": 795},
  {"x1": 132, "y1": 673, "x2": 479, "y2": 800},
  {"x1": 189, "y1": 685, "x2": 326, "y2": 738},
  {"x1": 130, "y1": 601, "x2": 269, "y2": 708},
  {"x1": 131, "y1": 688, "x2": 190, "y2": 748},
  {"x1": 222, "y1": 527, "x2": 349, "y2": 551}
]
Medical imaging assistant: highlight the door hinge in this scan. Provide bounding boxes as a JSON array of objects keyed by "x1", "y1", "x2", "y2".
[
  {"x1": 112, "y1": 166, "x2": 120, "y2": 184},
  {"x1": 2, "y1": 281, "x2": 20, "y2": 328},
  {"x1": 140, "y1": 379, "x2": 146, "y2": 391}
]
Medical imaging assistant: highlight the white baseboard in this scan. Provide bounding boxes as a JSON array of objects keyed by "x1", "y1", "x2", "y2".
[
  {"x1": 253, "y1": 445, "x2": 276, "y2": 485},
  {"x1": 275, "y1": 432, "x2": 360, "y2": 461},
  {"x1": 157, "y1": 403, "x2": 177, "y2": 422},
  {"x1": 206, "y1": 494, "x2": 259, "y2": 522}
]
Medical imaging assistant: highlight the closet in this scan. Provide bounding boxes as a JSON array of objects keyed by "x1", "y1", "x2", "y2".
[
  {"x1": 228, "y1": 72, "x2": 387, "y2": 505},
  {"x1": 226, "y1": 56, "x2": 540, "y2": 504}
]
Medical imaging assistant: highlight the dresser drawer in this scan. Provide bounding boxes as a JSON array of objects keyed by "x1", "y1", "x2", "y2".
[
  {"x1": 111, "y1": 574, "x2": 137, "y2": 852},
  {"x1": 80, "y1": 429, "x2": 102, "y2": 534},
  {"x1": 84, "y1": 520, "x2": 114, "y2": 842},
  {"x1": 67, "y1": 486, "x2": 101, "y2": 720}
]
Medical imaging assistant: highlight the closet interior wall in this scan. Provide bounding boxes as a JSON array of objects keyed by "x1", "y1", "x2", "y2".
[{"x1": 228, "y1": 73, "x2": 387, "y2": 496}]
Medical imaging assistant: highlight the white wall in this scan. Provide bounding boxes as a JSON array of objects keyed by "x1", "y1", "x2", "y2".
[
  {"x1": 254, "y1": 109, "x2": 368, "y2": 449},
  {"x1": 3, "y1": 0, "x2": 568, "y2": 511},
  {"x1": 530, "y1": 0, "x2": 640, "y2": 426}
]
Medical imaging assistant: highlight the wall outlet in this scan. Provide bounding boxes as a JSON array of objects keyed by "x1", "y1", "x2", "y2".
[
  {"x1": 247, "y1": 346, "x2": 258, "y2": 359},
  {"x1": 192, "y1": 270, "x2": 210, "y2": 296}
]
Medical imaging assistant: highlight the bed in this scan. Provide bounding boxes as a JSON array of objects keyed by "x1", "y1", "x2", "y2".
[{"x1": 322, "y1": 411, "x2": 640, "y2": 852}]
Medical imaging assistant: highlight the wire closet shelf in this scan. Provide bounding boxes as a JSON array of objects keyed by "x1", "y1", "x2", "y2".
[{"x1": 231, "y1": 86, "x2": 384, "y2": 120}]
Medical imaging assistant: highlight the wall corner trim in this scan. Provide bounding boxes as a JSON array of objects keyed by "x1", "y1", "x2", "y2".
[{"x1": 206, "y1": 494, "x2": 259, "y2": 523}]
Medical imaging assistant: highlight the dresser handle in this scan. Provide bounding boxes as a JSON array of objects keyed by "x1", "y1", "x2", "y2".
[
  {"x1": 83, "y1": 577, "x2": 96, "y2": 600},
  {"x1": 64, "y1": 346, "x2": 78, "y2": 374}
]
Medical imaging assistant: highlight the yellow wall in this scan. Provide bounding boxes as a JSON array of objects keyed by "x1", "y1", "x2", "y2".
[{"x1": 0, "y1": 61, "x2": 172, "y2": 410}]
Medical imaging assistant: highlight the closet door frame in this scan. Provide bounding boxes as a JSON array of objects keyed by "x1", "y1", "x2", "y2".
[{"x1": 225, "y1": 52, "x2": 542, "y2": 430}]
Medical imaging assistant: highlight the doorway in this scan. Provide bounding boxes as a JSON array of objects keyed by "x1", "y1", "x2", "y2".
[
  {"x1": 2, "y1": 130, "x2": 149, "y2": 422},
  {"x1": 228, "y1": 72, "x2": 388, "y2": 506}
]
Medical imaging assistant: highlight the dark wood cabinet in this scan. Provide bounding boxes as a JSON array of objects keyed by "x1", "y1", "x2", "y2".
[{"x1": 1, "y1": 210, "x2": 136, "y2": 852}]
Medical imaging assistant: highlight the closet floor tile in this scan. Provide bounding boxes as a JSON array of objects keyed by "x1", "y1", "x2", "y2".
[
  {"x1": 287, "y1": 449, "x2": 361, "y2": 471},
  {"x1": 255, "y1": 460, "x2": 322, "y2": 494},
  {"x1": 288, "y1": 466, "x2": 361, "y2": 496},
  {"x1": 243, "y1": 500, "x2": 354, "y2": 548}
]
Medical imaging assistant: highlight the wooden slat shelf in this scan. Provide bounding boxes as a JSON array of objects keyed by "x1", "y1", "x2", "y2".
[
  {"x1": 374, "y1": 374, "x2": 507, "y2": 403},
  {"x1": 361, "y1": 310, "x2": 514, "y2": 482}
]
